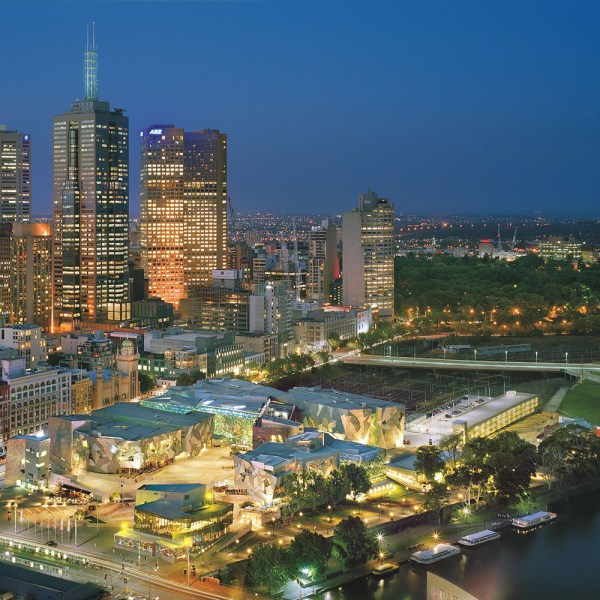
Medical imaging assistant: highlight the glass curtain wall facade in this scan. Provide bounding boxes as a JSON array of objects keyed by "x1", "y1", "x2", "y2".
[
  {"x1": 0, "y1": 127, "x2": 31, "y2": 223},
  {"x1": 52, "y1": 100, "x2": 129, "y2": 329},
  {"x1": 141, "y1": 128, "x2": 227, "y2": 309}
]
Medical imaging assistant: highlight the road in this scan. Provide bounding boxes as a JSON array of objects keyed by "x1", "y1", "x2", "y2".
[
  {"x1": 0, "y1": 531, "x2": 250, "y2": 600},
  {"x1": 341, "y1": 354, "x2": 600, "y2": 373}
]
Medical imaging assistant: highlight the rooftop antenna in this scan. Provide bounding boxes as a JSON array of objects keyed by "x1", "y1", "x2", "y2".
[{"x1": 84, "y1": 22, "x2": 98, "y2": 100}]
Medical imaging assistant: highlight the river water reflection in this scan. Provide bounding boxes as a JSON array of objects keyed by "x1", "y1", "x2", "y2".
[{"x1": 317, "y1": 492, "x2": 599, "y2": 600}]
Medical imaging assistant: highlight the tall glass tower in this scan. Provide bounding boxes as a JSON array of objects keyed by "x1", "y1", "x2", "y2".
[
  {"x1": 0, "y1": 125, "x2": 31, "y2": 222},
  {"x1": 52, "y1": 26, "x2": 129, "y2": 330},
  {"x1": 140, "y1": 126, "x2": 227, "y2": 309}
]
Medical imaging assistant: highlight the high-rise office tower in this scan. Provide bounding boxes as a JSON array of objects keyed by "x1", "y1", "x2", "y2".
[
  {"x1": 0, "y1": 223, "x2": 52, "y2": 329},
  {"x1": 140, "y1": 126, "x2": 227, "y2": 308},
  {"x1": 342, "y1": 190, "x2": 394, "y2": 318},
  {"x1": 306, "y1": 219, "x2": 337, "y2": 303},
  {"x1": 10, "y1": 223, "x2": 53, "y2": 329},
  {"x1": 52, "y1": 27, "x2": 129, "y2": 330},
  {"x1": 0, "y1": 125, "x2": 31, "y2": 222}
]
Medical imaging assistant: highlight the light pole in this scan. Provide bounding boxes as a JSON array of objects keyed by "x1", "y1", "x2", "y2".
[
  {"x1": 565, "y1": 352, "x2": 568, "y2": 368},
  {"x1": 474, "y1": 349, "x2": 477, "y2": 366},
  {"x1": 505, "y1": 350, "x2": 508, "y2": 366},
  {"x1": 535, "y1": 351, "x2": 538, "y2": 364}
]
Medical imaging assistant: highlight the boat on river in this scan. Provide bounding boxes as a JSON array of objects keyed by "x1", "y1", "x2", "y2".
[
  {"x1": 458, "y1": 529, "x2": 501, "y2": 547},
  {"x1": 411, "y1": 543, "x2": 460, "y2": 565},
  {"x1": 371, "y1": 562, "x2": 400, "y2": 576},
  {"x1": 511, "y1": 511, "x2": 556, "y2": 529}
]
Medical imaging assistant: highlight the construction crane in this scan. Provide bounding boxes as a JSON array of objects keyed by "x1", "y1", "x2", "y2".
[{"x1": 511, "y1": 227, "x2": 518, "y2": 249}]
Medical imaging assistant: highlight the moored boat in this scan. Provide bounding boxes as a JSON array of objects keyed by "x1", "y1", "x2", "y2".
[
  {"x1": 411, "y1": 543, "x2": 460, "y2": 565},
  {"x1": 371, "y1": 562, "x2": 400, "y2": 576},
  {"x1": 511, "y1": 511, "x2": 556, "y2": 529},
  {"x1": 458, "y1": 529, "x2": 501, "y2": 547}
]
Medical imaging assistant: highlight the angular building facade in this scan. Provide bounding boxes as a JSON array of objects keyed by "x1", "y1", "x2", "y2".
[
  {"x1": 52, "y1": 32, "x2": 129, "y2": 330},
  {"x1": 0, "y1": 125, "x2": 30, "y2": 223},
  {"x1": 343, "y1": 190, "x2": 395, "y2": 318},
  {"x1": 140, "y1": 126, "x2": 227, "y2": 309}
]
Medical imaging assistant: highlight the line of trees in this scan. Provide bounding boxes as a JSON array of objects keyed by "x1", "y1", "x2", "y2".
[
  {"x1": 416, "y1": 426, "x2": 600, "y2": 525},
  {"x1": 395, "y1": 253, "x2": 600, "y2": 335},
  {"x1": 282, "y1": 463, "x2": 372, "y2": 518},
  {"x1": 248, "y1": 516, "x2": 377, "y2": 593}
]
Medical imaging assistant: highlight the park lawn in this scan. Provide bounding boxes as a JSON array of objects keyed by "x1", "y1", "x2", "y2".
[{"x1": 559, "y1": 381, "x2": 600, "y2": 425}]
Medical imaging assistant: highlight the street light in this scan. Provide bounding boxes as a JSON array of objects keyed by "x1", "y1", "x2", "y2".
[
  {"x1": 535, "y1": 351, "x2": 538, "y2": 364},
  {"x1": 505, "y1": 350, "x2": 508, "y2": 365},
  {"x1": 235, "y1": 539, "x2": 239, "y2": 557},
  {"x1": 474, "y1": 349, "x2": 477, "y2": 365},
  {"x1": 565, "y1": 352, "x2": 569, "y2": 367}
]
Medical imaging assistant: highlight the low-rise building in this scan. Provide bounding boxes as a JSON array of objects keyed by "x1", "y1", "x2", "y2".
[
  {"x1": 288, "y1": 386, "x2": 404, "y2": 449},
  {"x1": 0, "y1": 325, "x2": 46, "y2": 369},
  {"x1": 114, "y1": 483, "x2": 233, "y2": 561},
  {"x1": 48, "y1": 402, "x2": 214, "y2": 475},
  {"x1": 5, "y1": 433, "x2": 50, "y2": 489},
  {"x1": 0, "y1": 357, "x2": 72, "y2": 455},
  {"x1": 234, "y1": 430, "x2": 384, "y2": 505}
]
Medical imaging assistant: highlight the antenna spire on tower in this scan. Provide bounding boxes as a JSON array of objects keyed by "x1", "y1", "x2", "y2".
[{"x1": 84, "y1": 22, "x2": 98, "y2": 101}]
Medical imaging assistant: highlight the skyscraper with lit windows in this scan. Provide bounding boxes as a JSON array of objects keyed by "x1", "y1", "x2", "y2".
[
  {"x1": 52, "y1": 27, "x2": 129, "y2": 330},
  {"x1": 0, "y1": 125, "x2": 30, "y2": 222},
  {"x1": 140, "y1": 126, "x2": 227, "y2": 309},
  {"x1": 342, "y1": 190, "x2": 394, "y2": 318}
]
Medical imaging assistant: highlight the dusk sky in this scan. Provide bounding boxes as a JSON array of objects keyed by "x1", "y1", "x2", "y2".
[{"x1": 2, "y1": 0, "x2": 600, "y2": 216}]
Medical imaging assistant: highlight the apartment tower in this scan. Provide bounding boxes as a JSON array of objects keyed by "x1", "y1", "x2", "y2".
[
  {"x1": 342, "y1": 190, "x2": 394, "y2": 318},
  {"x1": 52, "y1": 26, "x2": 130, "y2": 330}
]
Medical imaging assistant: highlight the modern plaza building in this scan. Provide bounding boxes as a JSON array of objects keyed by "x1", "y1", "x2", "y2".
[
  {"x1": 52, "y1": 31, "x2": 130, "y2": 330},
  {"x1": 48, "y1": 402, "x2": 214, "y2": 475},
  {"x1": 234, "y1": 429, "x2": 384, "y2": 505},
  {"x1": 306, "y1": 219, "x2": 337, "y2": 303},
  {"x1": 343, "y1": 190, "x2": 395, "y2": 318},
  {"x1": 140, "y1": 126, "x2": 228, "y2": 308}
]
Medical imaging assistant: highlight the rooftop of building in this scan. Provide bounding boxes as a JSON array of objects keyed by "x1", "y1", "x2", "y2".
[
  {"x1": 239, "y1": 430, "x2": 381, "y2": 469},
  {"x1": 10, "y1": 434, "x2": 49, "y2": 442},
  {"x1": 452, "y1": 391, "x2": 537, "y2": 429},
  {"x1": 74, "y1": 417, "x2": 180, "y2": 441},
  {"x1": 138, "y1": 483, "x2": 202, "y2": 493},
  {"x1": 92, "y1": 402, "x2": 212, "y2": 427},
  {"x1": 136, "y1": 499, "x2": 231, "y2": 520},
  {"x1": 0, "y1": 560, "x2": 104, "y2": 594},
  {"x1": 289, "y1": 386, "x2": 403, "y2": 411}
]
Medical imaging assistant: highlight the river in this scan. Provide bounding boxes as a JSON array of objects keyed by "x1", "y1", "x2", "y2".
[{"x1": 317, "y1": 492, "x2": 599, "y2": 600}]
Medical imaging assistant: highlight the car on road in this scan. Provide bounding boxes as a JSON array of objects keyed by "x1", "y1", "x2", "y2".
[{"x1": 46, "y1": 540, "x2": 58, "y2": 547}]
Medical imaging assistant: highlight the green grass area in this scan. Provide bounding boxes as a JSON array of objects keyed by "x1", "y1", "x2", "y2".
[{"x1": 559, "y1": 381, "x2": 600, "y2": 425}]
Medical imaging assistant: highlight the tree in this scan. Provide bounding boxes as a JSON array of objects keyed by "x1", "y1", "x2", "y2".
[
  {"x1": 324, "y1": 470, "x2": 350, "y2": 507},
  {"x1": 423, "y1": 482, "x2": 451, "y2": 526},
  {"x1": 138, "y1": 372, "x2": 155, "y2": 394},
  {"x1": 247, "y1": 543, "x2": 290, "y2": 592},
  {"x1": 282, "y1": 470, "x2": 328, "y2": 517},
  {"x1": 288, "y1": 530, "x2": 331, "y2": 579},
  {"x1": 327, "y1": 332, "x2": 341, "y2": 351},
  {"x1": 414, "y1": 446, "x2": 446, "y2": 483},
  {"x1": 332, "y1": 516, "x2": 376, "y2": 566},
  {"x1": 538, "y1": 425, "x2": 600, "y2": 488},
  {"x1": 338, "y1": 463, "x2": 371, "y2": 500},
  {"x1": 175, "y1": 369, "x2": 205, "y2": 387}
]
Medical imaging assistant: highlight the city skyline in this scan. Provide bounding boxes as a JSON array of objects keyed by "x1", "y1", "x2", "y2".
[{"x1": 1, "y1": 1, "x2": 599, "y2": 217}]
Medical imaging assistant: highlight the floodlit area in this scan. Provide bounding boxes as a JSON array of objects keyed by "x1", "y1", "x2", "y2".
[
  {"x1": 404, "y1": 391, "x2": 538, "y2": 446},
  {"x1": 73, "y1": 446, "x2": 236, "y2": 503}
]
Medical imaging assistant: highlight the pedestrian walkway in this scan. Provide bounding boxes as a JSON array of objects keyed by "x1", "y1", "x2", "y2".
[{"x1": 544, "y1": 385, "x2": 570, "y2": 413}]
